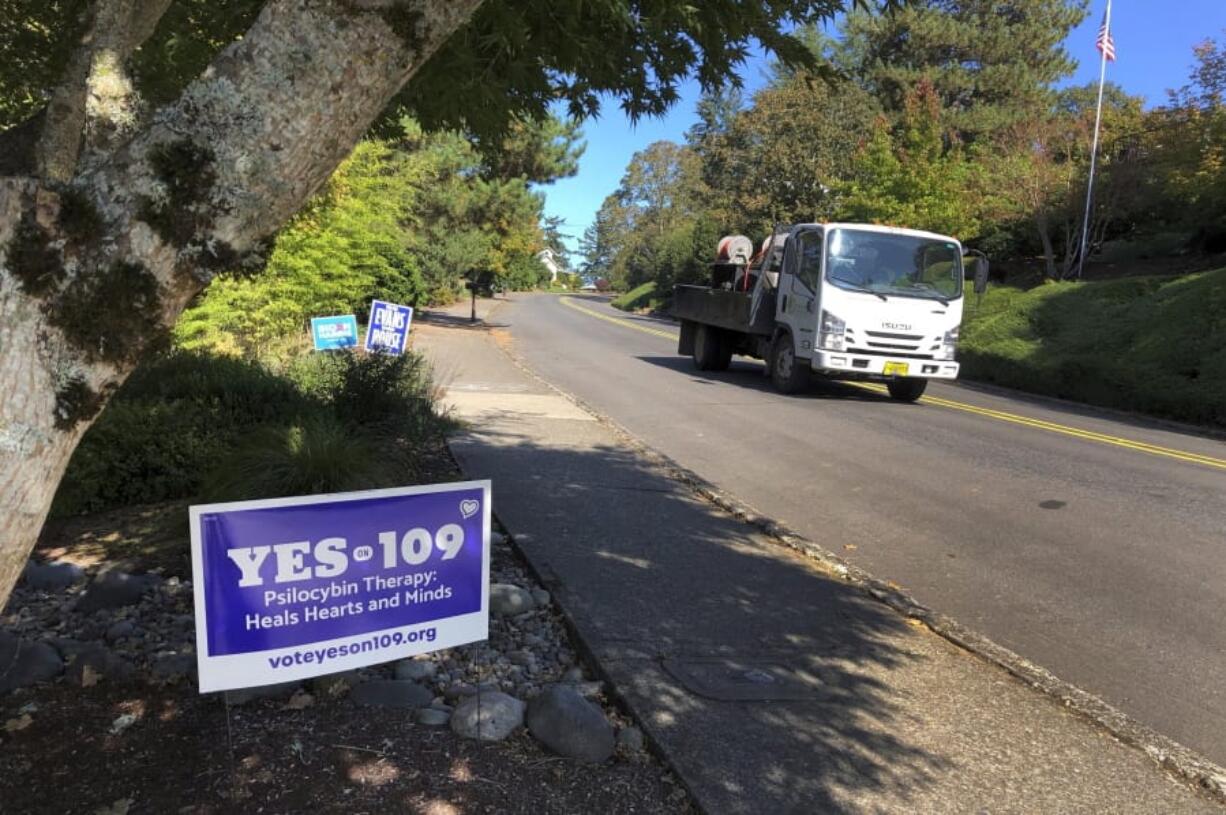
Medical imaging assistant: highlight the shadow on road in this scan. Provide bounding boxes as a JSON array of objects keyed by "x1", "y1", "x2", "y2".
[{"x1": 634, "y1": 353, "x2": 906, "y2": 404}]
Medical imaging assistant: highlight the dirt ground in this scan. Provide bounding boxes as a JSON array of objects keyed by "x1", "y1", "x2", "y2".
[
  {"x1": 0, "y1": 680, "x2": 688, "y2": 814},
  {"x1": 3, "y1": 447, "x2": 692, "y2": 814}
]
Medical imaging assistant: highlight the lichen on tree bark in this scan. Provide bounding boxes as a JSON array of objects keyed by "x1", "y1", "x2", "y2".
[{"x1": 0, "y1": 0, "x2": 485, "y2": 610}]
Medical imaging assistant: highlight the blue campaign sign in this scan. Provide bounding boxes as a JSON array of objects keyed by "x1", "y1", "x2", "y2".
[
  {"x1": 189, "y1": 481, "x2": 490, "y2": 692},
  {"x1": 364, "y1": 300, "x2": 414, "y2": 355},
  {"x1": 311, "y1": 314, "x2": 359, "y2": 351}
]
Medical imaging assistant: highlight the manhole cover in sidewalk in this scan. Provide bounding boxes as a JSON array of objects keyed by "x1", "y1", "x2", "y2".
[{"x1": 661, "y1": 658, "x2": 822, "y2": 701}]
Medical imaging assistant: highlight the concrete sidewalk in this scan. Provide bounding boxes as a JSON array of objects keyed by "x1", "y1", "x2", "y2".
[{"x1": 413, "y1": 297, "x2": 1221, "y2": 814}]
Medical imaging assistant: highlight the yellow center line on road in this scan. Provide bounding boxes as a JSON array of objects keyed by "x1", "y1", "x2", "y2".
[
  {"x1": 560, "y1": 295, "x2": 678, "y2": 339},
  {"x1": 557, "y1": 296, "x2": 1226, "y2": 472}
]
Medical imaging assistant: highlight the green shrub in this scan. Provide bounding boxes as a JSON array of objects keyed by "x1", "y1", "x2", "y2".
[
  {"x1": 201, "y1": 415, "x2": 405, "y2": 502},
  {"x1": 53, "y1": 353, "x2": 315, "y2": 515},
  {"x1": 52, "y1": 400, "x2": 219, "y2": 514},
  {"x1": 611, "y1": 282, "x2": 662, "y2": 312},
  {"x1": 121, "y1": 349, "x2": 311, "y2": 421},
  {"x1": 960, "y1": 268, "x2": 1226, "y2": 426},
  {"x1": 288, "y1": 350, "x2": 445, "y2": 435},
  {"x1": 54, "y1": 348, "x2": 450, "y2": 516}
]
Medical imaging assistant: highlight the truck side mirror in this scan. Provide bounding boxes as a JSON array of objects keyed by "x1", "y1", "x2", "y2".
[{"x1": 972, "y1": 256, "x2": 990, "y2": 296}]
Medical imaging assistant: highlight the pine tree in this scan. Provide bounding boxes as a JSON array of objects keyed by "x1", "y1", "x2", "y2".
[{"x1": 840, "y1": 0, "x2": 1088, "y2": 142}]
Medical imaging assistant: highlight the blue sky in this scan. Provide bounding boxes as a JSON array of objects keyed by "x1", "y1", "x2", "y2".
[{"x1": 540, "y1": 1, "x2": 1226, "y2": 255}]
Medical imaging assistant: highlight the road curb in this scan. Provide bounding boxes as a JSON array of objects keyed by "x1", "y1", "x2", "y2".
[{"x1": 469, "y1": 295, "x2": 1226, "y2": 807}]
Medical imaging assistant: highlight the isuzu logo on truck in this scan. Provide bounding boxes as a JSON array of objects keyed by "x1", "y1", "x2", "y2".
[{"x1": 882, "y1": 321, "x2": 912, "y2": 331}]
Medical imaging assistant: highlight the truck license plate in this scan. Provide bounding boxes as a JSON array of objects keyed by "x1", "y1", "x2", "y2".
[{"x1": 883, "y1": 362, "x2": 909, "y2": 376}]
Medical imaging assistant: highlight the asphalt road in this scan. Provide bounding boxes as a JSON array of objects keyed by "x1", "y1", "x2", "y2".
[{"x1": 502, "y1": 292, "x2": 1226, "y2": 766}]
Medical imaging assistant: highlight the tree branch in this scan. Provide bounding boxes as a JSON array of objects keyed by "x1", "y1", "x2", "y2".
[
  {"x1": 36, "y1": 0, "x2": 174, "y2": 183},
  {"x1": 0, "y1": 0, "x2": 487, "y2": 613}
]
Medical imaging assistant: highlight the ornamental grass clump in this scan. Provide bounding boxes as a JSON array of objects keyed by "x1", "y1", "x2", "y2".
[{"x1": 201, "y1": 415, "x2": 405, "y2": 503}]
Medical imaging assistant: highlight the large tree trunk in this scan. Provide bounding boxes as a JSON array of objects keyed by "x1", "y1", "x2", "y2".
[{"x1": 0, "y1": 0, "x2": 483, "y2": 609}]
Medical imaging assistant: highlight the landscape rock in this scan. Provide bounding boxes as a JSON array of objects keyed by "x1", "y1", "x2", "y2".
[
  {"x1": 450, "y1": 691, "x2": 525, "y2": 741},
  {"x1": 526, "y1": 684, "x2": 615, "y2": 763},
  {"x1": 567, "y1": 680, "x2": 604, "y2": 698},
  {"x1": 105, "y1": 621, "x2": 137, "y2": 643},
  {"x1": 160, "y1": 577, "x2": 188, "y2": 597},
  {"x1": 0, "y1": 633, "x2": 64, "y2": 693},
  {"x1": 489, "y1": 583, "x2": 535, "y2": 617},
  {"x1": 351, "y1": 679, "x2": 434, "y2": 709},
  {"x1": 48, "y1": 638, "x2": 94, "y2": 661},
  {"x1": 616, "y1": 726, "x2": 646, "y2": 755},
  {"x1": 507, "y1": 649, "x2": 534, "y2": 667},
  {"x1": 311, "y1": 670, "x2": 361, "y2": 698},
  {"x1": 444, "y1": 682, "x2": 476, "y2": 702},
  {"x1": 393, "y1": 659, "x2": 437, "y2": 682},
  {"x1": 415, "y1": 707, "x2": 451, "y2": 727},
  {"x1": 225, "y1": 681, "x2": 302, "y2": 706},
  {"x1": 66, "y1": 646, "x2": 136, "y2": 685},
  {"x1": 530, "y1": 589, "x2": 552, "y2": 608},
  {"x1": 150, "y1": 652, "x2": 196, "y2": 681},
  {"x1": 76, "y1": 571, "x2": 160, "y2": 613},
  {"x1": 22, "y1": 561, "x2": 84, "y2": 592}
]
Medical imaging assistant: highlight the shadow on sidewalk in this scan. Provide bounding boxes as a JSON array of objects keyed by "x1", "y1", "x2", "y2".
[
  {"x1": 417, "y1": 311, "x2": 510, "y2": 332},
  {"x1": 451, "y1": 420, "x2": 956, "y2": 813}
]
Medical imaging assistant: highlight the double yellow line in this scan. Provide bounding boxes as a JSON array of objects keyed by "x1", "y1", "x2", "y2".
[
  {"x1": 853, "y1": 382, "x2": 1226, "y2": 470},
  {"x1": 558, "y1": 296, "x2": 1226, "y2": 472},
  {"x1": 560, "y1": 295, "x2": 678, "y2": 339}
]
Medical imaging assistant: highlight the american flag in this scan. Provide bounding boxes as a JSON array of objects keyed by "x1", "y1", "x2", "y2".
[{"x1": 1096, "y1": 6, "x2": 1116, "y2": 62}]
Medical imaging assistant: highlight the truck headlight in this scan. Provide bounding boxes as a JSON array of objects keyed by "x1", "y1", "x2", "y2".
[
  {"x1": 819, "y1": 311, "x2": 846, "y2": 351},
  {"x1": 937, "y1": 327, "x2": 959, "y2": 360}
]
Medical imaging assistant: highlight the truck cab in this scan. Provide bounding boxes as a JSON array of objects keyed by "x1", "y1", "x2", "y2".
[{"x1": 674, "y1": 222, "x2": 978, "y2": 400}]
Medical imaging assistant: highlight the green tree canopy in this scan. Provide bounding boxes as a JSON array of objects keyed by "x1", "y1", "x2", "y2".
[
  {"x1": 839, "y1": 0, "x2": 1087, "y2": 142},
  {"x1": 841, "y1": 81, "x2": 981, "y2": 237},
  {"x1": 2, "y1": 0, "x2": 875, "y2": 146},
  {"x1": 694, "y1": 69, "x2": 879, "y2": 229}
]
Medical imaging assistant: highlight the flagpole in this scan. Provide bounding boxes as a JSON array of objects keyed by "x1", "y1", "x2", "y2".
[{"x1": 1077, "y1": 0, "x2": 1112, "y2": 279}]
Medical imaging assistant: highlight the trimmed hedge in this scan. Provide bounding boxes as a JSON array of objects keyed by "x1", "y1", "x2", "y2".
[
  {"x1": 610, "y1": 282, "x2": 664, "y2": 312},
  {"x1": 959, "y1": 268, "x2": 1226, "y2": 426}
]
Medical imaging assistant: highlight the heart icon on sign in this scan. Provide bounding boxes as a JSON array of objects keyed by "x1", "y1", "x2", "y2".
[{"x1": 459, "y1": 499, "x2": 480, "y2": 519}]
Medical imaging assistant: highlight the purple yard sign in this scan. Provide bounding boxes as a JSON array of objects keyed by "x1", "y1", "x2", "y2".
[{"x1": 190, "y1": 481, "x2": 490, "y2": 693}]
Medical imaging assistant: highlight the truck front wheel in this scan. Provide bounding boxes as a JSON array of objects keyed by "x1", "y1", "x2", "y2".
[
  {"x1": 693, "y1": 324, "x2": 732, "y2": 371},
  {"x1": 887, "y1": 377, "x2": 928, "y2": 402},
  {"x1": 770, "y1": 333, "x2": 808, "y2": 394}
]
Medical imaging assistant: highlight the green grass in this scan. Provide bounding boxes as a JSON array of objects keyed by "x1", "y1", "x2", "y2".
[
  {"x1": 201, "y1": 415, "x2": 406, "y2": 503},
  {"x1": 959, "y1": 268, "x2": 1226, "y2": 426},
  {"x1": 611, "y1": 281, "x2": 665, "y2": 312}
]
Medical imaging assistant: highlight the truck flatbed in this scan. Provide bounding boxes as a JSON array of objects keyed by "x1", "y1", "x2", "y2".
[{"x1": 672, "y1": 284, "x2": 774, "y2": 336}]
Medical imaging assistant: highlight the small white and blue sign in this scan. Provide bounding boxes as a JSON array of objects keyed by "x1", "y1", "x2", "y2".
[
  {"x1": 311, "y1": 314, "x2": 359, "y2": 351},
  {"x1": 364, "y1": 300, "x2": 414, "y2": 355},
  {"x1": 190, "y1": 481, "x2": 491, "y2": 692}
]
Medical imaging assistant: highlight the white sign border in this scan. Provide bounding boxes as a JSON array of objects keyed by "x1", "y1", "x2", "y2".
[{"x1": 190, "y1": 479, "x2": 491, "y2": 694}]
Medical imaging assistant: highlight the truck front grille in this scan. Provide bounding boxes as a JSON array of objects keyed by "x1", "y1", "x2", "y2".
[
  {"x1": 864, "y1": 340, "x2": 920, "y2": 351},
  {"x1": 846, "y1": 348, "x2": 936, "y2": 360},
  {"x1": 865, "y1": 330, "x2": 925, "y2": 341}
]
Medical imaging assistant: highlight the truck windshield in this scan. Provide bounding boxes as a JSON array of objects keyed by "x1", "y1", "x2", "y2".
[{"x1": 825, "y1": 229, "x2": 963, "y2": 302}]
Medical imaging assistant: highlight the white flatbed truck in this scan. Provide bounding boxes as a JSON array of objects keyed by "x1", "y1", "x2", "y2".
[{"x1": 673, "y1": 222, "x2": 988, "y2": 401}]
